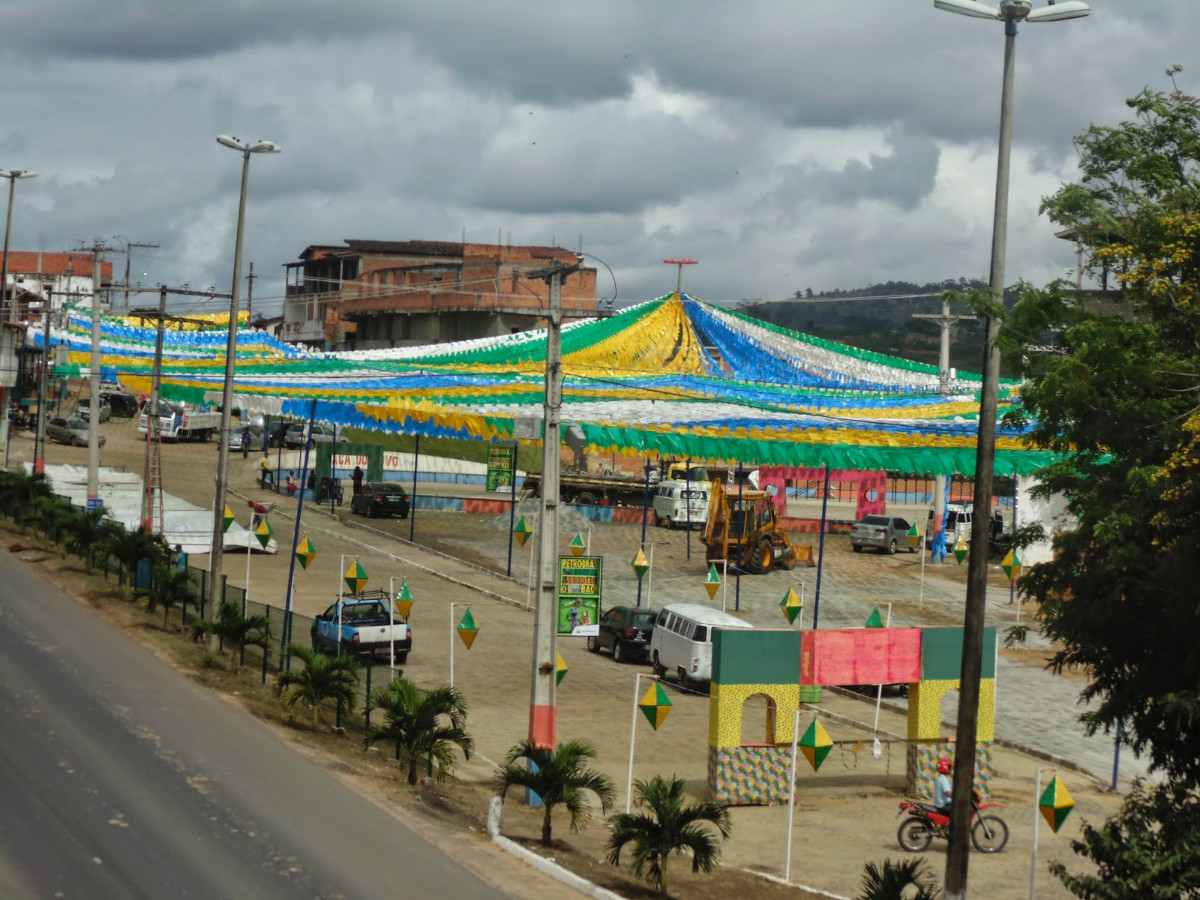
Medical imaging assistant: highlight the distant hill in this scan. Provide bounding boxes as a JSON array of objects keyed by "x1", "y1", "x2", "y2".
[{"x1": 735, "y1": 279, "x2": 1001, "y2": 375}]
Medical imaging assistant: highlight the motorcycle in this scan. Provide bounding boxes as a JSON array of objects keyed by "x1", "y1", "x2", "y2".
[{"x1": 897, "y1": 790, "x2": 1009, "y2": 854}]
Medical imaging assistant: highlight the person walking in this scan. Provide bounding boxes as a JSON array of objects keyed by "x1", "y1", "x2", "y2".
[
  {"x1": 352, "y1": 465, "x2": 364, "y2": 497},
  {"x1": 260, "y1": 451, "x2": 273, "y2": 489},
  {"x1": 241, "y1": 427, "x2": 250, "y2": 459}
]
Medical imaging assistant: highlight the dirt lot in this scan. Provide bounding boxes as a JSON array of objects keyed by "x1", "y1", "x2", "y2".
[{"x1": 7, "y1": 420, "x2": 1125, "y2": 899}]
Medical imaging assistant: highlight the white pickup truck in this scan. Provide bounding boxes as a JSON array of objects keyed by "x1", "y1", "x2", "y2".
[
  {"x1": 309, "y1": 592, "x2": 412, "y2": 663},
  {"x1": 138, "y1": 403, "x2": 222, "y2": 442}
]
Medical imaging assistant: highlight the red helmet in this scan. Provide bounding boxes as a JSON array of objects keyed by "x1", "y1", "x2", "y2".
[{"x1": 936, "y1": 758, "x2": 952, "y2": 775}]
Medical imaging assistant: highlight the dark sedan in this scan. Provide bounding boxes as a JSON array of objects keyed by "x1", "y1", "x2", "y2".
[
  {"x1": 350, "y1": 482, "x2": 411, "y2": 519},
  {"x1": 587, "y1": 605, "x2": 656, "y2": 663}
]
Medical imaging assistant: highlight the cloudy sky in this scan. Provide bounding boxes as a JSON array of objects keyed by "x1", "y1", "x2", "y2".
[{"x1": 0, "y1": 1, "x2": 1194, "y2": 317}]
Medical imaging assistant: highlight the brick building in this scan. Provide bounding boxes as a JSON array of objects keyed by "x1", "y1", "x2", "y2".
[
  {"x1": 1, "y1": 251, "x2": 114, "y2": 319},
  {"x1": 281, "y1": 239, "x2": 599, "y2": 350}
]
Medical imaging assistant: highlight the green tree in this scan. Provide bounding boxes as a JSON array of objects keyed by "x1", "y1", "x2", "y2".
[
  {"x1": 494, "y1": 739, "x2": 615, "y2": 847},
  {"x1": 190, "y1": 601, "x2": 271, "y2": 674},
  {"x1": 0, "y1": 471, "x2": 52, "y2": 525},
  {"x1": 856, "y1": 859, "x2": 942, "y2": 900},
  {"x1": 1050, "y1": 783, "x2": 1200, "y2": 898},
  {"x1": 106, "y1": 524, "x2": 167, "y2": 597},
  {"x1": 61, "y1": 506, "x2": 112, "y2": 571},
  {"x1": 30, "y1": 495, "x2": 72, "y2": 545},
  {"x1": 998, "y1": 71, "x2": 1200, "y2": 788},
  {"x1": 362, "y1": 676, "x2": 473, "y2": 785},
  {"x1": 273, "y1": 643, "x2": 359, "y2": 729},
  {"x1": 145, "y1": 565, "x2": 196, "y2": 629},
  {"x1": 605, "y1": 775, "x2": 731, "y2": 896}
]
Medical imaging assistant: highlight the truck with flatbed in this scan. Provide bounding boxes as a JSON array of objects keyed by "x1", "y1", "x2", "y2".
[
  {"x1": 310, "y1": 591, "x2": 412, "y2": 662},
  {"x1": 523, "y1": 460, "x2": 709, "y2": 507},
  {"x1": 138, "y1": 401, "x2": 223, "y2": 442}
]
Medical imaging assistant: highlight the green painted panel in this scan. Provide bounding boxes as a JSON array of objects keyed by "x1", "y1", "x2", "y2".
[
  {"x1": 921, "y1": 627, "x2": 996, "y2": 681},
  {"x1": 712, "y1": 629, "x2": 801, "y2": 685}
]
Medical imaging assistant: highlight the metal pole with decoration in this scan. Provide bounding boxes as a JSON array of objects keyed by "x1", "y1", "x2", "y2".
[
  {"x1": 625, "y1": 672, "x2": 671, "y2": 813},
  {"x1": 1031, "y1": 769, "x2": 1074, "y2": 899},
  {"x1": 866, "y1": 605, "x2": 892, "y2": 758},
  {"x1": 631, "y1": 547, "x2": 649, "y2": 608},
  {"x1": 451, "y1": 603, "x2": 478, "y2": 688}
]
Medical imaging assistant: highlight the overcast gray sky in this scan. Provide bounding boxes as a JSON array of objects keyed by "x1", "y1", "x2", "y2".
[{"x1": 0, "y1": 1, "x2": 1193, "y2": 316}]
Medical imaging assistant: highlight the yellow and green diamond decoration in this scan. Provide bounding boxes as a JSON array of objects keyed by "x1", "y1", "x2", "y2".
[
  {"x1": 394, "y1": 581, "x2": 414, "y2": 619},
  {"x1": 513, "y1": 517, "x2": 532, "y2": 548},
  {"x1": 631, "y1": 547, "x2": 650, "y2": 581},
  {"x1": 343, "y1": 559, "x2": 368, "y2": 594},
  {"x1": 953, "y1": 536, "x2": 969, "y2": 565},
  {"x1": 907, "y1": 522, "x2": 923, "y2": 550},
  {"x1": 780, "y1": 587, "x2": 802, "y2": 625},
  {"x1": 1002, "y1": 548, "x2": 1022, "y2": 582},
  {"x1": 254, "y1": 517, "x2": 274, "y2": 550},
  {"x1": 295, "y1": 535, "x2": 316, "y2": 570},
  {"x1": 1039, "y1": 775, "x2": 1075, "y2": 832},
  {"x1": 556, "y1": 651, "x2": 568, "y2": 686},
  {"x1": 800, "y1": 717, "x2": 833, "y2": 772},
  {"x1": 457, "y1": 607, "x2": 479, "y2": 649},
  {"x1": 704, "y1": 563, "x2": 721, "y2": 600},
  {"x1": 638, "y1": 681, "x2": 672, "y2": 730},
  {"x1": 569, "y1": 533, "x2": 586, "y2": 557},
  {"x1": 222, "y1": 504, "x2": 235, "y2": 532},
  {"x1": 865, "y1": 607, "x2": 884, "y2": 629}
]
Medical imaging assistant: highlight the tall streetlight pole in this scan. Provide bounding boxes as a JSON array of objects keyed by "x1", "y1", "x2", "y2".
[
  {"x1": 662, "y1": 258, "x2": 698, "y2": 298},
  {"x1": 932, "y1": 2, "x2": 1089, "y2": 897},
  {"x1": 208, "y1": 136, "x2": 280, "y2": 613},
  {"x1": 0, "y1": 168, "x2": 37, "y2": 467}
]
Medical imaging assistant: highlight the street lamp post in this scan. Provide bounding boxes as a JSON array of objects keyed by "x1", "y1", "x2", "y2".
[
  {"x1": 208, "y1": 136, "x2": 279, "y2": 614},
  {"x1": 0, "y1": 168, "x2": 37, "y2": 467},
  {"x1": 662, "y1": 258, "x2": 698, "y2": 299},
  {"x1": 932, "y1": 2, "x2": 1089, "y2": 897}
]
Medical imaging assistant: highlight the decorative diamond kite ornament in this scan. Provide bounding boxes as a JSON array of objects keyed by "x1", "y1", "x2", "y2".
[
  {"x1": 1002, "y1": 548, "x2": 1022, "y2": 582},
  {"x1": 556, "y1": 652, "x2": 568, "y2": 686},
  {"x1": 343, "y1": 559, "x2": 368, "y2": 594},
  {"x1": 295, "y1": 535, "x2": 316, "y2": 570},
  {"x1": 953, "y1": 536, "x2": 969, "y2": 565},
  {"x1": 1039, "y1": 775, "x2": 1075, "y2": 832},
  {"x1": 394, "y1": 581, "x2": 414, "y2": 619},
  {"x1": 569, "y1": 533, "x2": 586, "y2": 557},
  {"x1": 631, "y1": 548, "x2": 650, "y2": 581},
  {"x1": 222, "y1": 504, "x2": 235, "y2": 533},
  {"x1": 799, "y1": 717, "x2": 833, "y2": 771},
  {"x1": 907, "y1": 523, "x2": 922, "y2": 550},
  {"x1": 780, "y1": 587, "x2": 802, "y2": 625},
  {"x1": 457, "y1": 607, "x2": 479, "y2": 649},
  {"x1": 513, "y1": 517, "x2": 532, "y2": 548},
  {"x1": 864, "y1": 607, "x2": 884, "y2": 629},
  {"x1": 254, "y1": 517, "x2": 274, "y2": 550},
  {"x1": 638, "y1": 681, "x2": 672, "y2": 730},
  {"x1": 704, "y1": 563, "x2": 721, "y2": 600}
]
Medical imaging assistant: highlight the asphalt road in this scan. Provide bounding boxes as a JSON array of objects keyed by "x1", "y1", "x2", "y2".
[{"x1": 0, "y1": 549, "x2": 509, "y2": 900}]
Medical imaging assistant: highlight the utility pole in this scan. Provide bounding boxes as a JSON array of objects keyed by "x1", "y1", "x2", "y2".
[
  {"x1": 912, "y1": 299, "x2": 976, "y2": 562},
  {"x1": 121, "y1": 240, "x2": 159, "y2": 314},
  {"x1": 526, "y1": 260, "x2": 577, "y2": 758},
  {"x1": 86, "y1": 239, "x2": 118, "y2": 508},
  {"x1": 36, "y1": 279, "x2": 53, "y2": 475},
  {"x1": 246, "y1": 262, "x2": 255, "y2": 325},
  {"x1": 141, "y1": 285, "x2": 167, "y2": 530}
]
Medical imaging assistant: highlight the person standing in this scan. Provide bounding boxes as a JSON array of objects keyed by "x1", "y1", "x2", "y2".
[
  {"x1": 352, "y1": 465, "x2": 364, "y2": 497},
  {"x1": 260, "y1": 451, "x2": 272, "y2": 489}
]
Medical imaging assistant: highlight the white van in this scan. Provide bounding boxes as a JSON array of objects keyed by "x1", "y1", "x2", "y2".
[
  {"x1": 926, "y1": 503, "x2": 973, "y2": 547},
  {"x1": 652, "y1": 481, "x2": 710, "y2": 529},
  {"x1": 649, "y1": 603, "x2": 753, "y2": 684}
]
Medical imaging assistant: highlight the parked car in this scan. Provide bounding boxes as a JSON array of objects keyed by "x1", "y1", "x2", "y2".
[
  {"x1": 76, "y1": 399, "x2": 112, "y2": 423},
  {"x1": 46, "y1": 416, "x2": 105, "y2": 448},
  {"x1": 587, "y1": 605, "x2": 656, "y2": 663},
  {"x1": 849, "y1": 515, "x2": 915, "y2": 555},
  {"x1": 100, "y1": 391, "x2": 140, "y2": 418},
  {"x1": 284, "y1": 423, "x2": 350, "y2": 448},
  {"x1": 350, "y1": 482, "x2": 410, "y2": 519},
  {"x1": 846, "y1": 682, "x2": 910, "y2": 699}
]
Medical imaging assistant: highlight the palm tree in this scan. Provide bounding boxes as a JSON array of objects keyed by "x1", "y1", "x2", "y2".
[
  {"x1": 856, "y1": 859, "x2": 941, "y2": 900},
  {"x1": 494, "y1": 739, "x2": 616, "y2": 847},
  {"x1": 107, "y1": 524, "x2": 167, "y2": 597},
  {"x1": 145, "y1": 565, "x2": 197, "y2": 629},
  {"x1": 190, "y1": 601, "x2": 271, "y2": 673},
  {"x1": 274, "y1": 643, "x2": 360, "y2": 729},
  {"x1": 0, "y1": 471, "x2": 51, "y2": 524},
  {"x1": 363, "y1": 676, "x2": 474, "y2": 785},
  {"x1": 606, "y1": 775, "x2": 732, "y2": 896},
  {"x1": 61, "y1": 506, "x2": 111, "y2": 571},
  {"x1": 30, "y1": 495, "x2": 73, "y2": 545}
]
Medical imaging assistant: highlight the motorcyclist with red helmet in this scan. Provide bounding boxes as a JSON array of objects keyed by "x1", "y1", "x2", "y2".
[{"x1": 934, "y1": 757, "x2": 953, "y2": 820}]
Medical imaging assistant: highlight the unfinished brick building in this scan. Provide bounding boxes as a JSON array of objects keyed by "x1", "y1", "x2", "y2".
[{"x1": 282, "y1": 239, "x2": 599, "y2": 350}]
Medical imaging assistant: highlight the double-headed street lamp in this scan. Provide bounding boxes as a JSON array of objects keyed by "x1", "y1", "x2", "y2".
[
  {"x1": 208, "y1": 136, "x2": 280, "y2": 613},
  {"x1": 931, "y1": 2, "x2": 1089, "y2": 898}
]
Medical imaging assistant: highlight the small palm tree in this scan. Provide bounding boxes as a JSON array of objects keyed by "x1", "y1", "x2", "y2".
[
  {"x1": 107, "y1": 525, "x2": 167, "y2": 597},
  {"x1": 190, "y1": 601, "x2": 271, "y2": 673},
  {"x1": 146, "y1": 565, "x2": 197, "y2": 629},
  {"x1": 856, "y1": 859, "x2": 941, "y2": 900},
  {"x1": 61, "y1": 506, "x2": 111, "y2": 570},
  {"x1": 274, "y1": 643, "x2": 360, "y2": 729},
  {"x1": 606, "y1": 775, "x2": 732, "y2": 896},
  {"x1": 1, "y1": 471, "x2": 51, "y2": 524},
  {"x1": 31, "y1": 495, "x2": 73, "y2": 545},
  {"x1": 494, "y1": 739, "x2": 616, "y2": 847},
  {"x1": 363, "y1": 676, "x2": 474, "y2": 785}
]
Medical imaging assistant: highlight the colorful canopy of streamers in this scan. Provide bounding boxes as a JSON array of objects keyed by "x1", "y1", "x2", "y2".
[{"x1": 36, "y1": 293, "x2": 1052, "y2": 475}]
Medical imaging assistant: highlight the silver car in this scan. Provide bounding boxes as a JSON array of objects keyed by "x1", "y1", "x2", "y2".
[
  {"x1": 849, "y1": 515, "x2": 915, "y2": 555},
  {"x1": 46, "y1": 416, "x2": 106, "y2": 448}
]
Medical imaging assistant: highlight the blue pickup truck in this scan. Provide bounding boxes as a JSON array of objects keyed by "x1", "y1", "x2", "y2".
[{"x1": 310, "y1": 592, "x2": 411, "y2": 663}]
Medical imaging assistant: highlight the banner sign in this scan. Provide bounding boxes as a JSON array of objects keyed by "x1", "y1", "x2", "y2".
[
  {"x1": 557, "y1": 555, "x2": 602, "y2": 636},
  {"x1": 486, "y1": 444, "x2": 516, "y2": 492}
]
